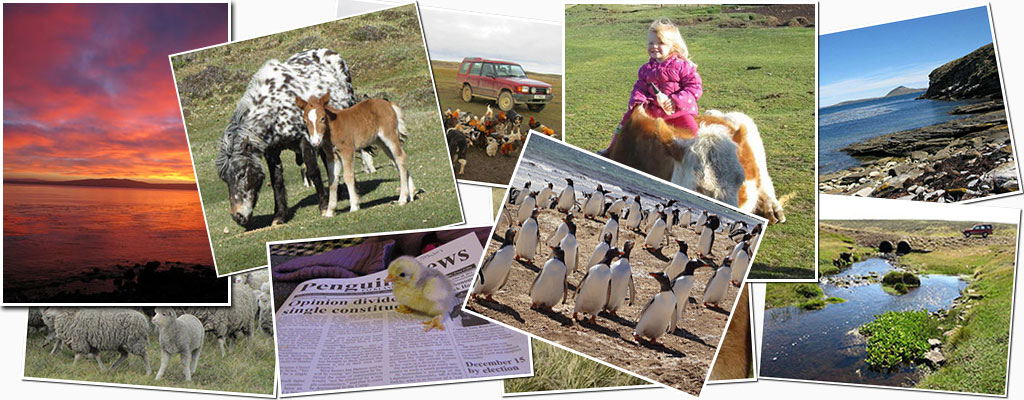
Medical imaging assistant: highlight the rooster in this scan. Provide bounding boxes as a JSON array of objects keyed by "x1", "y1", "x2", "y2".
[{"x1": 528, "y1": 116, "x2": 556, "y2": 136}]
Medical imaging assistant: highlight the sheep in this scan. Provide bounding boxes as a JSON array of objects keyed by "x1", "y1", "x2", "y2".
[
  {"x1": 234, "y1": 269, "x2": 269, "y2": 291},
  {"x1": 256, "y1": 291, "x2": 274, "y2": 336},
  {"x1": 46, "y1": 308, "x2": 151, "y2": 374},
  {"x1": 176, "y1": 281, "x2": 257, "y2": 356},
  {"x1": 151, "y1": 308, "x2": 204, "y2": 381}
]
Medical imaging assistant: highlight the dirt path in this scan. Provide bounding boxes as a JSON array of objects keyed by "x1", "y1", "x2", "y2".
[{"x1": 466, "y1": 202, "x2": 744, "y2": 395}]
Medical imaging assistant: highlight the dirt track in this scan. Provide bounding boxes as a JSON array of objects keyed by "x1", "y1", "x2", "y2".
[{"x1": 466, "y1": 201, "x2": 744, "y2": 396}]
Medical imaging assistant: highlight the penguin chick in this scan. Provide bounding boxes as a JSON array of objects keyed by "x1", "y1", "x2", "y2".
[{"x1": 386, "y1": 256, "x2": 455, "y2": 332}]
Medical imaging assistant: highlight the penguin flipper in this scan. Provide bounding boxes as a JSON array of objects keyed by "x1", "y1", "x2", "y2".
[
  {"x1": 575, "y1": 270, "x2": 591, "y2": 299},
  {"x1": 561, "y1": 275, "x2": 568, "y2": 305},
  {"x1": 637, "y1": 296, "x2": 656, "y2": 322},
  {"x1": 669, "y1": 302, "x2": 679, "y2": 333},
  {"x1": 628, "y1": 276, "x2": 637, "y2": 306},
  {"x1": 528, "y1": 270, "x2": 542, "y2": 299},
  {"x1": 478, "y1": 251, "x2": 499, "y2": 286}
]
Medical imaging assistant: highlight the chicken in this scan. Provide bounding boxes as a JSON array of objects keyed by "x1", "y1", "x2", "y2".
[{"x1": 385, "y1": 256, "x2": 455, "y2": 332}]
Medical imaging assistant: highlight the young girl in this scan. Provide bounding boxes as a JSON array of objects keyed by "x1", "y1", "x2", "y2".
[{"x1": 601, "y1": 18, "x2": 702, "y2": 155}]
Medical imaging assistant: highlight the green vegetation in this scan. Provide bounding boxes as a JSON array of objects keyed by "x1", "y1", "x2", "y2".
[
  {"x1": 916, "y1": 243, "x2": 1015, "y2": 395},
  {"x1": 170, "y1": 5, "x2": 462, "y2": 274},
  {"x1": 829, "y1": 220, "x2": 1016, "y2": 239},
  {"x1": 858, "y1": 310, "x2": 939, "y2": 370},
  {"x1": 491, "y1": 188, "x2": 506, "y2": 220},
  {"x1": 901, "y1": 245, "x2": 1008, "y2": 275},
  {"x1": 765, "y1": 283, "x2": 845, "y2": 310},
  {"x1": 818, "y1": 228, "x2": 873, "y2": 275},
  {"x1": 881, "y1": 271, "x2": 921, "y2": 294},
  {"x1": 565, "y1": 5, "x2": 815, "y2": 280},
  {"x1": 504, "y1": 340, "x2": 648, "y2": 393},
  {"x1": 24, "y1": 329, "x2": 275, "y2": 394}
]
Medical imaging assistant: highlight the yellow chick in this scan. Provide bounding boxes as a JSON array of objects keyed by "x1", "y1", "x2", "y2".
[{"x1": 385, "y1": 256, "x2": 455, "y2": 332}]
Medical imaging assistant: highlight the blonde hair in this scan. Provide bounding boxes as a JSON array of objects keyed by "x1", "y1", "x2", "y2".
[{"x1": 649, "y1": 17, "x2": 692, "y2": 62}]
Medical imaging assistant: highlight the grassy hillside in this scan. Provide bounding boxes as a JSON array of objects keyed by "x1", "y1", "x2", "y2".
[
  {"x1": 504, "y1": 340, "x2": 648, "y2": 394},
  {"x1": 565, "y1": 4, "x2": 816, "y2": 280},
  {"x1": 171, "y1": 5, "x2": 462, "y2": 275}
]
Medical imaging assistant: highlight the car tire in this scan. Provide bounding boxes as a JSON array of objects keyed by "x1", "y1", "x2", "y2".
[
  {"x1": 497, "y1": 91, "x2": 514, "y2": 112},
  {"x1": 528, "y1": 103, "x2": 546, "y2": 112},
  {"x1": 461, "y1": 84, "x2": 473, "y2": 103},
  {"x1": 964, "y1": 232, "x2": 971, "y2": 238},
  {"x1": 982, "y1": 233, "x2": 988, "y2": 238}
]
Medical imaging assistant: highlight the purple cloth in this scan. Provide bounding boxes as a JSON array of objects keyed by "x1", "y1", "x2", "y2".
[
  {"x1": 619, "y1": 56, "x2": 703, "y2": 127},
  {"x1": 272, "y1": 240, "x2": 394, "y2": 282}
]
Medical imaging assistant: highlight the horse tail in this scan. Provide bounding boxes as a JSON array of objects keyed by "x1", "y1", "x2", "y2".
[{"x1": 391, "y1": 103, "x2": 409, "y2": 144}]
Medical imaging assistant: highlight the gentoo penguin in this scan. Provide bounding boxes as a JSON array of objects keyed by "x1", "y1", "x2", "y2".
[
  {"x1": 559, "y1": 220, "x2": 580, "y2": 273},
  {"x1": 537, "y1": 182, "x2": 556, "y2": 208},
  {"x1": 672, "y1": 259, "x2": 705, "y2": 327},
  {"x1": 530, "y1": 245, "x2": 569, "y2": 311},
  {"x1": 748, "y1": 223, "x2": 763, "y2": 253},
  {"x1": 703, "y1": 257, "x2": 732, "y2": 307},
  {"x1": 633, "y1": 272, "x2": 678, "y2": 345},
  {"x1": 663, "y1": 240, "x2": 689, "y2": 279},
  {"x1": 585, "y1": 232, "x2": 613, "y2": 270},
  {"x1": 606, "y1": 240, "x2": 637, "y2": 316},
  {"x1": 643, "y1": 211, "x2": 669, "y2": 250},
  {"x1": 472, "y1": 227, "x2": 517, "y2": 301},
  {"x1": 607, "y1": 195, "x2": 628, "y2": 218},
  {"x1": 582, "y1": 184, "x2": 606, "y2": 219},
  {"x1": 694, "y1": 210, "x2": 708, "y2": 234},
  {"x1": 547, "y1": 213, "x2": 574, "y2": 247},
  {"x1": 728, "y1": 234, "x2": 753, "y2": 261},
  {"x1": 623, "y1": 195, "x2": 643, "y2": 231},
  {"x1": 513, "y1": 181, "x2": 532, "y2": 205},
  {"x1": 514, "y1": 209, "x2": 540, "y2": 263},
  {"x1": 643, "y1": 204, "x2": 661, "y2": 232},
  {"x1": 678, "y1": 208, "x2": 692, "y2": 228},
  {"x1": 573, "y1": 246, "x2": 618, "y2": 323},
  {"x1": 728, "y1": 220, "x2": 748, "y2": 241},
  {"x1": 730, "y1": 241, "x2": 751, "y2": 286},
  {"x1": 600, "y1": 212, "x2": 619, "y2": 247},
  {"x1": 497, "y1": 205, "x2": 513, "y2": 229},
  {"x1": 668, "y1": 208, "x2": 678, "y2": 229},
  {"x1": 697, "y1": 214, "x2": 720, "y2": 259},
  {"x1": 556, "y1": 178, "x2": 575, "y2": 213},
  {"x1": 517, "y1": 191, "x2": 538, "y2": 225}
]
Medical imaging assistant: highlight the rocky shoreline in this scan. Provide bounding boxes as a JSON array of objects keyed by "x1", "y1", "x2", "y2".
[{"x1": 819, "y1": 100, "x2": 1018, "y2": 201}]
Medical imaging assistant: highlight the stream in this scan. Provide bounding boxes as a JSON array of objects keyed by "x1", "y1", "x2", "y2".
[{"x1": 760, "y1": 258, "x2": 966, "y2": 386}]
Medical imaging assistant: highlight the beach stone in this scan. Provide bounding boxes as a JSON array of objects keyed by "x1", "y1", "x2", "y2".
[
  {"x1": 869, "y1": 170, "x2": 880, "y2": 178},
  {"x1": 928, "y1": 338, "x2": 942, "y2": 348},
  {"x1": 907, "y1": 185, "x2": 919, "y2": 193},
  {"x1": 912, "y1": 151, "x2": 929, "y2": 161},
  {"x1": 854, "y1": 186, "x2": 875, "y2": 197}
]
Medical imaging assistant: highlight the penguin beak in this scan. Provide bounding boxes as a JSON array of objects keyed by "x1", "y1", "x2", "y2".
[
  {"x1": 648, "y1": 272, "x2": 659, "y2": 278},
  {"x1": 618, "y1": 251, "x2": 625, "y2": 257}
]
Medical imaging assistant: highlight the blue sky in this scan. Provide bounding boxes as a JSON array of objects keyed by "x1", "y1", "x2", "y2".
[{"x1": 820, "y1": 6, "x2": 995, "y2": 107}]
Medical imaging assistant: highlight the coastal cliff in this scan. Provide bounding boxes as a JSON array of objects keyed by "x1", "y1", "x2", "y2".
[{"x1": 919, "y1": 43, "x2": 1002, "y2": 101}]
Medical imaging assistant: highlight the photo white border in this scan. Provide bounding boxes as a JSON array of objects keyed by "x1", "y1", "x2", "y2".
[
  {"x1": 460, "y1": 132, "x2": 766, "y2": 398},
  {"x1": 167, "y1": 1, "x2": 466, "y2": 278},
  {"x1": 264, "y1": 223, "x2": 535, "y2": 398}
]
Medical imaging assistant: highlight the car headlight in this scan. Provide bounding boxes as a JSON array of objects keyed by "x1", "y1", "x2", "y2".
[{"x1": 519, "y1": 86, "x2": 529, "y2": 93}]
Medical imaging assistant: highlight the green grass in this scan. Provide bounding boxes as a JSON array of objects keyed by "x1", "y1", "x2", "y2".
[
  {"x1": 828, "y1": 220, "x2": 1017, "y2": 239},
  {"x1": 565, "y1": 5, "x2": 816, "y2": 280},
  {"x1": 901, "y1": 245, "x2": 1009, "y2": 276},
  {"x1": 916, "y1": 243, "x2": 1015, "y2": 395},
  {"x1": 504, "y1": 340, "x2": 647, "y2": 393},
  {"x1": 818, "y1": 229, "x2": 872, "y2": 275},
  {"x1": 491, "y1": 188, "x2": 506, "y2": 219},
  {"x1": 24, "y1": 329, "x2": 275, "y2": 394},
  {"x1": 859, "y1": 310, "x2": 939, "y2": 370},
  {"x1": 170, "y1": 5, "x2": 462, "y2": 274},
  {"x1": 765, "y1": 282, "x2": 845, "y2": 310}
]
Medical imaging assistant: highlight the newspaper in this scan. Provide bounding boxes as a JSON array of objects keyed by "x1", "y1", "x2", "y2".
[{"x1": 275, "y1": 233, "x2": 532, "y2": 395}]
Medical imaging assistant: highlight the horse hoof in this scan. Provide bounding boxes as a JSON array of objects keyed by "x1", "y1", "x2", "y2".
[
  {"x1": 322, "y1": 210, "x2": 334, "y2": 218},
  {"x1": 271, "y1": 219, "x2": 284, "y2": 226}
]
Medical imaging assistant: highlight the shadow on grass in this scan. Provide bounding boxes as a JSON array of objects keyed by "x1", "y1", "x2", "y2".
[
  {"x1": 472, "y1": 298, "x2": 525, "y2": 324},
  {"x1": 748, "y1": 262, "x2": 816, "y2": 280}
]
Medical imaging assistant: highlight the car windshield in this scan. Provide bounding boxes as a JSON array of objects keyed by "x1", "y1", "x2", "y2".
[{"x1": 495, "y1": 64, "x2": 527, "y2": 78}]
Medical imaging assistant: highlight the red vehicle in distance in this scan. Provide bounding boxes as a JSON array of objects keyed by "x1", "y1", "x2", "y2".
[
  {"x1": 963, "y1": 224, "x2": 993, "y2": 238},
  {"x1": 457, "y1": 57, "x2": 553, "y2": 112}
]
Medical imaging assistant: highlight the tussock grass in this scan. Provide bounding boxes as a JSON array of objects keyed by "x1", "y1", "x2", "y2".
[
  {"x1": 171, "y1": 4, "x2": 462, "y2": 275},
  {"x1": 23, "y1": 329, "x2": 275, "y2": 395},
  {"x1": 565, "y1": 4, "x2": 816, "y2": 280},
  {"x1": 503, "y1": 340, "x2": 648, "y2": 394}
]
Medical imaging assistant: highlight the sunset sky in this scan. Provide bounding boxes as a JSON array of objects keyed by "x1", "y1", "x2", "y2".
[{"x1": 3, "y1": 3, "x2": 228, "y2": 184}]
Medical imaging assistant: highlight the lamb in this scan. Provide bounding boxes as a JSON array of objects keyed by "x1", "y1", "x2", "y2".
[
  {"x1": 151, "y1": 308, "x2": 204, "y2": 381},
  {"x1": 46, "y1": 308, "x2": 152, "y2": 374},
  {"x1": 234, "y1": 269, "x2": 269, "y2": 291},
  {"x1": 176, "y1": 281, "x2": 257, "y2": 356}
]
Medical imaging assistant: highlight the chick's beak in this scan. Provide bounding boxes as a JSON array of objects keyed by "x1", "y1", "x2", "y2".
[{"x1": 384, "y1": 274, "x2": 396, "y2": 284}]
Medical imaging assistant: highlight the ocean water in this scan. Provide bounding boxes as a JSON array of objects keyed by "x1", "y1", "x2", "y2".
[
  {"x1": 819, "y1": 93, "x2": 977, "y2": 174},
  {"x1": 510, "y1": 135, "x2": 760, "y2": 228},
  {"x1": 3, "y1": 183, "x2": 215, "y2": 286}
]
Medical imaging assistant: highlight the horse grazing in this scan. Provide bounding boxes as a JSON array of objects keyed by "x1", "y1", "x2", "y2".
[
  {"x1": 609, "y1": 105, "x2": 785, "y2": 224},
  {"x1": 215, "y1": 48, "x2": 356, "y2": 227},
  {"x1": 295, "y1": 92, "x2": 416, "y2": 216}
]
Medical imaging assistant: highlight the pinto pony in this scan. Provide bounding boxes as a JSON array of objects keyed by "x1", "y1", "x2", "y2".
[
  {"x1": 295, "y1": 92, "x2": 416, "y2": 216},
  {"x1": 608, "y1": 105, "x2": 785, "y2": 224}
]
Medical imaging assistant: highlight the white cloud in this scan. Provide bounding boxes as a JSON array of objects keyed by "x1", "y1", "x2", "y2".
[{"x1": 820, "y1": 63, "x2": 941, "y2": 106}]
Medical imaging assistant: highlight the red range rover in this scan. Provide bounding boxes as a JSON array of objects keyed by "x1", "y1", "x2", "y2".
[
  {"x1": 963, "y1": 224, "x2": 993, "y2": 238},
  {"x1": 457, "y1": 57, "x2": 553, "y2": 112}
]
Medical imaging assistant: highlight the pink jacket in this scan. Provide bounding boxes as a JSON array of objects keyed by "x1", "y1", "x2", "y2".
[{"x1": 619, "y1": 56, "x2": 703, "y2": 126}]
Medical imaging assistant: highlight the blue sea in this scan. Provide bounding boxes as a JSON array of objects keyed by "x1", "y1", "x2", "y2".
[{"x1": 819, "y1": 92, "x2": 978, "y2": 174}]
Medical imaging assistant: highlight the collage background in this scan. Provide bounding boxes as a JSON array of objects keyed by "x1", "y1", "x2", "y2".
[{"x1": 2, "y1": 0, "x2": 1023, "y2": 399}]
